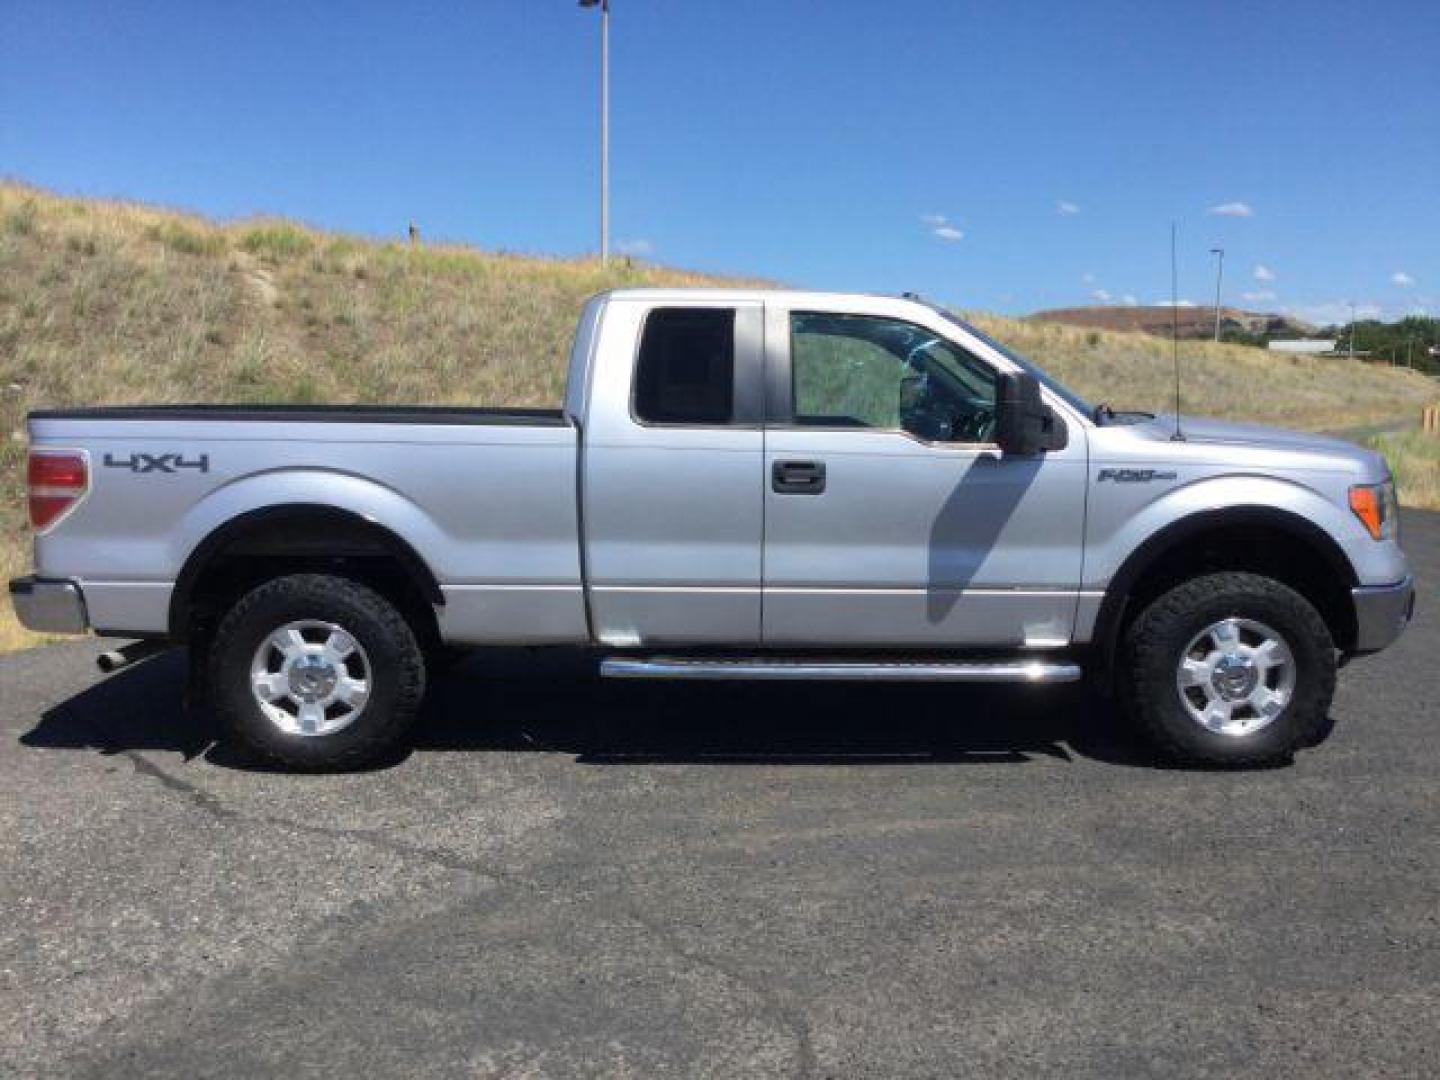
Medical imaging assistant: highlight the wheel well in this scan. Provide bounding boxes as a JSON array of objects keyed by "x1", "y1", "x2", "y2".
[
  {"x1": 1097, "y1": 511, "x2": 1359, "y2": 662},
  {"x1": 171, "y1": 505, "x2": 442, "y2": 647}
]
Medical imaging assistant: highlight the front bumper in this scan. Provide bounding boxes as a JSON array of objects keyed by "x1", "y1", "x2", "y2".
[
  {"x1": 8, "y1": 576, "x2": 89, "y2": 635},
  {"x1": 1350, "y1": 576, "x2": 1415, "y2": 655}
]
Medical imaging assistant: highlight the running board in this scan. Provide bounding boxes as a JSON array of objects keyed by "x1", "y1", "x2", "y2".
[{"x1": 599, "y1": 656, "x2": 1082, "y2": 683}]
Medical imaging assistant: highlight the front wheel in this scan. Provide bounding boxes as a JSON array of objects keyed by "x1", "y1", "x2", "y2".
[
  {"x1": 208, "y1": 573, "x2": 427, "y2": 771},
  {"x1": 1120, "y1": 572, "x2": 1336, "y2": 767}
]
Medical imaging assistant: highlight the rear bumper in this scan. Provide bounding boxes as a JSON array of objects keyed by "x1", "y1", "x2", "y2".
[
  {"x1": 8, "y1": 576, "x2": 89, "y2": 635},
  {"x1": 1350, "y1": 576, "x2": 1415, "y2": 655}
]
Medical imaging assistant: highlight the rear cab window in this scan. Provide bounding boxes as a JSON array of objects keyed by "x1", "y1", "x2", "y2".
[{"x1": 633, "y1": 308, "x2": 736, "y2": 425}]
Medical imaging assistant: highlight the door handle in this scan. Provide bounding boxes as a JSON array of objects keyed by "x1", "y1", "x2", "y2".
[{"x1": 772, "y1": 460, "x2": 826, "y2": 494}]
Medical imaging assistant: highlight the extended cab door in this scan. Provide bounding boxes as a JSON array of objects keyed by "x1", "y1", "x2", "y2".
[
  {"x1": 581, "y1": 299, "x2": 766, "y2": 645},
  {"x1": 760, "y1": 300, "x2": 1087, "y2": 648}
]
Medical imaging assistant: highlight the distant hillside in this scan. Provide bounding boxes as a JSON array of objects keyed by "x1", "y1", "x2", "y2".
[
  {"x1": 1032, "y1": 304, "x2": 1316, "y2": 341},
  {"x1": 1, "y1": 182, "x2": 1435, "y2": 649}
]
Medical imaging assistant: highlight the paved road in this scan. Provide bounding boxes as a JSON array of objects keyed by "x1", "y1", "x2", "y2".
[{"x1": 2, "y1": 514, "x2": 1437, "y2": 1079}]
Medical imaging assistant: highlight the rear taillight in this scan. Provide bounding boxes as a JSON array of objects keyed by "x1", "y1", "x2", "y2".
[{"x1": 28, "y1": 449, "x2": 89, "y2": 531}]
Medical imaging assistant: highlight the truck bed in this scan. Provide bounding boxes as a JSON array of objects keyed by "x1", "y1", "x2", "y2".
[
  {"x1": 27, "y1": 405, "x2": 586, "y2": 645},
  {"x1": 29, "y1": 404, "x2": 568, "y2": 426}
]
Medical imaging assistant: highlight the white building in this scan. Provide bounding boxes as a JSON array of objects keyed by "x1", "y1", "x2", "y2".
[{"x1": 1267, "y1": 339, "x2": 1338, "y2": 355}]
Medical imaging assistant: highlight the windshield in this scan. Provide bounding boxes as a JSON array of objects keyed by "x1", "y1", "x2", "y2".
[{"x1": 934, "y1": 309, "x2": 1095, "y2": 419}]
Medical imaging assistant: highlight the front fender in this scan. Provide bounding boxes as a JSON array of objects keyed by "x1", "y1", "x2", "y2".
[{"x1": 1084, "y1": 472, "x2": 1391, "y2": 591}]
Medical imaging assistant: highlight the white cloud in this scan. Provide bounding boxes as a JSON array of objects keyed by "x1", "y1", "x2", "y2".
[
  {"x1": 1081, "y1": 272, "x2": 1096, "y2": 285},
  {"x1": 1056, "y1": 201, "x2": 1080, "y2": 216},
  {"x1": 616, "y1": 238, "x2": 653, "y2": 257},
  {"x1": 1253, "y1": 263, "x2": 1276, "y2": 282},
  {"x1": 1121, "y1": 294, "x2": 1138, "y2": 306},
  {"x1": 1242, "y1": 289, "x2": 1277, "y2": 303},
  {"x1": 1155, "y1": 299, "x2": 1197, "y2": 307},
  {"x1": 1207, "y1": 201, "x2": 1255, "y2": 217},
  {"x1": 921, "y1": 213, "x2": 964, "y2": 242},
  {"x1": 1090, "y1": 289, "x2": 1112, "y2": 303},
  {"x1": 1392, "y1": 271, "x2": 1415, "y2": 287}
]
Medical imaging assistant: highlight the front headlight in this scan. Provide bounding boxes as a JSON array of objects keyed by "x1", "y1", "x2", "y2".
[{"x1": 1349, "y1": 479, "x2": 1398, "y2": 542}]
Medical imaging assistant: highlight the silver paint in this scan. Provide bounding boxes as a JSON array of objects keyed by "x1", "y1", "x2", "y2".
[{"x1": 14, "y1": 288, "x2": 1413, "y2": 666}]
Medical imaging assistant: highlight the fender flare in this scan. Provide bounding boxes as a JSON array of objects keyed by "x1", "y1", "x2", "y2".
[
  {"x1": 1091, "y1": 505, "x2": 1358, "y2": 665},
  {"x1": 168, "y1": 503, "x2": 443, "y2": 638}
]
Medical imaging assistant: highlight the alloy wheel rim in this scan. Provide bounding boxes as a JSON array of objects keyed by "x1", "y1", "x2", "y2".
[
  {"x1": 1175, "y1": 617, "x2": 1296, "y2": 737},
  {"x1": 249, "y1": 620, "x2": 371, "y2": 737}
]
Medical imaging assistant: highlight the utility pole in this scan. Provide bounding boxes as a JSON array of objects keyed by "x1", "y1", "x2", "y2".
[
  {"x1": 579, "y1": 0, "x2": 610, "y2": 264},
  {"x1": 1348, "y1": 302, "x2": 1357, "y2": 360},
  {"x1": 1209, "y1": 247, "x2": 1225, "y2": 342}
]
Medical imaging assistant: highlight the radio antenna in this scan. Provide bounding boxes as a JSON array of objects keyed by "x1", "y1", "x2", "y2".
[{"x1": 1170, "y1": 222, "x2": 1185, "y2": 441}]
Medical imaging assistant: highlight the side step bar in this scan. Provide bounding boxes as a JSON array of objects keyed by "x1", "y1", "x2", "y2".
[{"x1": 600, "y1": 657, "x2": 1082, "y2": 684}]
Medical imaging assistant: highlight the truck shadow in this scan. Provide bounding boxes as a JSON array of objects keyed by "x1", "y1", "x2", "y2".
[{"x1": 19, "y1": 646, "x2": 1188, "y2": 771}]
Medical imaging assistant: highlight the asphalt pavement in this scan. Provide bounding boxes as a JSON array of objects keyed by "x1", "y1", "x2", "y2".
[{"x1": 1, "y1": 512, "x2": 1436, "y2": 1078}]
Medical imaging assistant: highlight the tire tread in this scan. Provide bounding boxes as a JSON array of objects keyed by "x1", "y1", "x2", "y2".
[
  {"x1": 208, "y1": 573, "x2": 425, "y2": 771},
  {"x1": 1120, "y1": 571, "x2": 1336, "y2": 767}
]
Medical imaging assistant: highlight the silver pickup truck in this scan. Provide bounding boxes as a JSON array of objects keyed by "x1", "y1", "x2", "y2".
[{"x1": 11, "y1": 289, "x2": 1414, "y2": 769}]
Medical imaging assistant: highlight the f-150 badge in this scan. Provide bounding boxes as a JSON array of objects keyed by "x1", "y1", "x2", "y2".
[
  {"x1": 1097, "y1": 468, "x2": 1177, "y2": 483},
  {"x1": 102, "y1": 452, "x2": 210, "y2": 474}
]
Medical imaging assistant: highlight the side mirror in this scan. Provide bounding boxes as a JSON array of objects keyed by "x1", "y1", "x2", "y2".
[
  {"x1": 995, "y1": 372, "x2": 1068, "y2": 455},
  {"x1": 898, "y1": 372, "x2": 925, "y2": 414}
]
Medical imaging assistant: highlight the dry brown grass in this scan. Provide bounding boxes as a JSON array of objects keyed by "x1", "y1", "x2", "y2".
[
  {"x1": 2, "y1": 182, "x2": 1435, "y2": 650},
  {"x1": 965, "y1": 313, "x2": 1436, "y2": 433},
  {"x1": 1366, "y1": 430, "x2": 1440, "y2": 511},
  {"x1": 0, "y1": 541, "x2": 45, "y2": 652}
]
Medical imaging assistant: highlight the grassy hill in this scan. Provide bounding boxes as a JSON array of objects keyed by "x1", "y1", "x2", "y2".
[
  {"x1": 2, "y1": 182, "x2": 1436, "y2": 649},
  {"x1": 1032, "y1": 304, "x2": 1314, "y2": 341}
]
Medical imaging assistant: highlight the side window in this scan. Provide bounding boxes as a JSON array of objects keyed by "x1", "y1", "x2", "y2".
[
  {"x1": 790, "y1": 312, "x2": 999, "y2": 443},
  {"x1": 634, "y1": 307, "x2": 735, "y2": 425}
]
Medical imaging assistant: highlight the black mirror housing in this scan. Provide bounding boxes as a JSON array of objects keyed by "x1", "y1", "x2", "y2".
[{"x1": 995, "y1": 372, "x2": 1068, "y2": 455}]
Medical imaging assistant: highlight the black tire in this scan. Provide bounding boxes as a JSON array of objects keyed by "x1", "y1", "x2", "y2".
[
  {"x1": 1119, "y1": 571, "x2": 1336, "y2": 768},
  {"x1": 207, "y1": 573, "x2": 426, "y2": 771}
]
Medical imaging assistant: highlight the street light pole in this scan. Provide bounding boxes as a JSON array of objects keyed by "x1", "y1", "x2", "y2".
[
  {"x1": 1209, "y1": 247, "x2": 1225, "y2": 342},
  {"x1": 579, "y1": 0, "x2": 610, "y2": 264}
]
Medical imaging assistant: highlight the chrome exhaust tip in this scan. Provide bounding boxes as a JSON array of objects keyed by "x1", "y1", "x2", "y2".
[{"x1": 96, "y1": 640, "x2": 167, "y2": 674}]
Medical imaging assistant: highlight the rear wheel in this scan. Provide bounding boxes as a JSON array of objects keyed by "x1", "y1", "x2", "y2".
[
  {"x1": 209, "y1": 573, "x2": 426, "y2": 770},
  {"x1": 1120, "y1": 572, "x2": 1335, "y2": 767}
]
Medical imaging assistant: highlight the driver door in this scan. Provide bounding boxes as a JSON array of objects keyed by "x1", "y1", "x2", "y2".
[{"x1": 760, "y1": 303, "x2": 1087, "y2": 648}]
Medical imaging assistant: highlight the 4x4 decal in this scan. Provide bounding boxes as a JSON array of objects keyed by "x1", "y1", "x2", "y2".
[{"x1": 102, "y1": 452, "x2": 210, "y2": 474}]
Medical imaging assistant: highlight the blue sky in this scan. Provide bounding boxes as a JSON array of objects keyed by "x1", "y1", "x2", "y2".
[{"x1": 3, "y1": 0, "x2": 1436, "y2": 324}]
